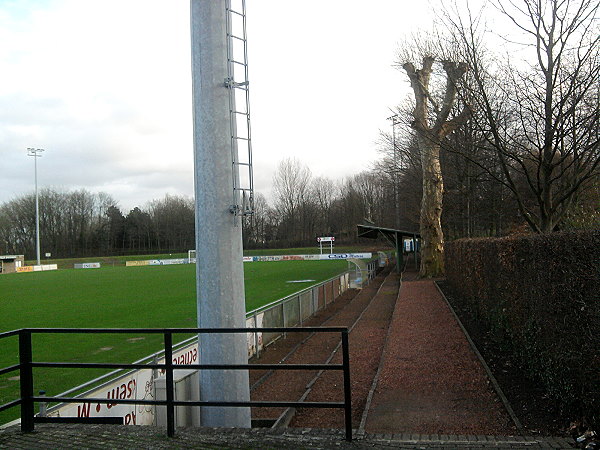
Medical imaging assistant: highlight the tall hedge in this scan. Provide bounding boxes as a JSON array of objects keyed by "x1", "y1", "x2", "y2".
[{"x1": 445, "y1": 231, "x2": 600, "y2": 425}]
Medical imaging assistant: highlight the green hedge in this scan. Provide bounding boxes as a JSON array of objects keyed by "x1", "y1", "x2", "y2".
[{"x1": 445, "y1": 231, "x2": 600, "y2": 425}]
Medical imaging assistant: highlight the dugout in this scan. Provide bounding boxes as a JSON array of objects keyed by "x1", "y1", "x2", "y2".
[
  {"x1": 0, "y1": 255, "x2": 25, "y2": 274},
  {"x1": 357, "y1": 224, "x2": 420, "y2": 273}
]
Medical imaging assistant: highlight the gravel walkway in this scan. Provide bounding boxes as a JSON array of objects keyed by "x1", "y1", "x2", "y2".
[
  {"x1": 291, "y1": 272, "x2": 400, "y2": 429},
  {"x1": 364, "y1": 274, "x2": 517, "y2": 435},
  {"x1": 250, "y1": 268, "x2": 391, "y2": 422}
]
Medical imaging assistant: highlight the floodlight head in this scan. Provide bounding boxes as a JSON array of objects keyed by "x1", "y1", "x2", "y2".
[{"x1": 27, "y1": 147, "x2": 45, "y2": 157}]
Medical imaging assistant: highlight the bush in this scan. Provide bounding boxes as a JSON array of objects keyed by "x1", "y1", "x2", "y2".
[{"x1": 445, "y1": 231, "x2": 600, "y2": 426}]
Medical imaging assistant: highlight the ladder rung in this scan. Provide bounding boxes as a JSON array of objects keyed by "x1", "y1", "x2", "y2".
[
  {"x1": 235, "y1": 162, "x2": 251, "y2": 166},
  {"x1": 233, "y1": 137, "x2": 249, "y2": 141},
  {"x1": 229, "y1": 60, "x2": 247, "y2": 66},
  {"x1": 227, "y1": 9, "x2": 244, "y2": 17},
  {"x1": 225, "y1": 85, "x2": 248, "y2": 91},
  {"x1": 228, "y1": 34, "x2": 245, "y2": 42},
  {"x1": 232, "y1": 111, "x2": 249, "y2": 116}
]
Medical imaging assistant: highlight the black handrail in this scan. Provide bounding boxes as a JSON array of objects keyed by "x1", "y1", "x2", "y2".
[{"x1": 0, "y1": 327, "x2": 352, "y2": 441}]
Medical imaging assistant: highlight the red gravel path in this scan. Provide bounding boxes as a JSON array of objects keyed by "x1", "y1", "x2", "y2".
[
  {"x1": 364, "y1": 276, "x2": 516, "y2": 435},
  {"x1": 250, "y1": 269, "x2": 390, "y2": 421},
  {"x1": 291, "y1": 272, "x2": 400, "y2": 429}
]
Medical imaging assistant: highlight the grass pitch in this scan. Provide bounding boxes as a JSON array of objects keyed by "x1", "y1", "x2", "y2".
[{"x1": 0, "y1": 259, "x2": 347, "y2": 423}]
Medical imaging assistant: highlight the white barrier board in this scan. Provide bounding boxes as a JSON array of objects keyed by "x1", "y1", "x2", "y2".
[
  {"x1": 47, "y1": 342, "x2": 198, "y2": 425},
  {"x1": 148, "y1": 259, "x2": 188, "y2": 266},
  {"x1": 74, "y1": 262, "x2": 101, "y2": 269},
  {"x1": 246, "y1": 253, "x2": 371, "y2": 262}
]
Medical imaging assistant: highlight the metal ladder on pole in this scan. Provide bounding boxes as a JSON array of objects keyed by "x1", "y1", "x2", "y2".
[{"x1": 225, "y1": 0, "x2": 254, "y2": 218}]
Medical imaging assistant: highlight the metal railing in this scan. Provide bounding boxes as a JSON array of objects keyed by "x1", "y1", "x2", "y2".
[
  {"x1": 0, "y1": 327, "x2": 353, "y2": 441},
  {"x1": 33, "y1": 273, "x2": 351, "y2": 412}
]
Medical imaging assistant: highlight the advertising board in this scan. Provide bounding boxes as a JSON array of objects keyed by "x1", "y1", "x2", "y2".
[
  {"x1": 319, "y1": 253, "x2": 372, "y2": 260},
  {"x1": 47, "y1": 341, "x2": 199, "y2": 425},
  {"x1": 17, "y1": 264, "x2": 58, "y2": 272},
  {"x1": 74, "y1": 262, "x2": 101, "y2": 269},
  {"x1": 125, "y1": 260, "x2": 149, "y2": 267},
  {"x1": 148, "y1": 259, "x2": 187, "y2": 266}
]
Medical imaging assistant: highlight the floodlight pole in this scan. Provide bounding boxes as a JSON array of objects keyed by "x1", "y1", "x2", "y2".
[
  {"x1": 387, "y1": 115, "x2": 401, "y2": 230},
  {"x1": 190, "y1": 0, "x2": 251, "y2": 428},
  {"x1": 27, "y1": 148, "x2": 44, "y2": 266}
]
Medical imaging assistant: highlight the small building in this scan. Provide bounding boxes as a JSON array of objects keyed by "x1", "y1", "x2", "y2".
[{"x1": 0, "y1": 255, "x2": 25, "y2": 274}]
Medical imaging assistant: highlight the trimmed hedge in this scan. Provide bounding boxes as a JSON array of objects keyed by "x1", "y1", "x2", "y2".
[{"x1": 445, "y1": 231, "x2": 600, "y2": 425}]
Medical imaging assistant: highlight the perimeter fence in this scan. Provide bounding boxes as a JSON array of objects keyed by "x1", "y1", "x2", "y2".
[{"x1": 0, "y1": 327, "x2": 353, "y2": 441}]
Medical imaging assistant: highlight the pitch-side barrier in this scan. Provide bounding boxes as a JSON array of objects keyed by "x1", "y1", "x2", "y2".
[{"x1": 9, "y1": 262, "x2": 381, "y2": 430}]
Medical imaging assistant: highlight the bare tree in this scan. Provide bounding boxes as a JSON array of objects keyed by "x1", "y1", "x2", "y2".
[
  {"x1": 272, "y1": 158, "x2": 313, "y2": 244},
  {"x1": 446, "y1": 0, "x2": 600, "y2": 233},
  {"x1": 242, "y1": 192, "x2": 274, "y2": 247},
  {"x1": 148, "y1": 194, "x2": 195, "y2": 251},
  {"x1": 311, "y1": 176, "x2": 337, "y2": 235},
  {"x1": 399, "y1": 41, "x2": 470, "y2": 277}
]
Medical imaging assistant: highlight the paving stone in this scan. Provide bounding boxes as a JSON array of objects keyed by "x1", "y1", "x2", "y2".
[{"x1": 0, "y1": 424, "x2": 577, "y2": 449}]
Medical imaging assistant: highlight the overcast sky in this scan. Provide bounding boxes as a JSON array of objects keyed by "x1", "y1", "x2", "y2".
[{"x1": 1, "y1": 0, "x2": 437, "y2": 211}]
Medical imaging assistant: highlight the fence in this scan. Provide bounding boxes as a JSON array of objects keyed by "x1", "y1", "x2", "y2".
[
  {"x1": 22, "y1": 271, "x2": 356, "y2": 424},
  {"x1": 0, "y1": 268, "x2": 379, "y2": 440},
  {"x1": 245, "y1": 271, "x2": 352, "y2": 357},
  {"x1": 0, "y1": 327, "x2": 353, "y2": 441}
]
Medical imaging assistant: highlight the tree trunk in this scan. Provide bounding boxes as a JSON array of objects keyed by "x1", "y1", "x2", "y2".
[
  {"x1": 403, "y1": 57, "x2": 469, "y2": 277},
  {"x1": 419, "y1": 136, "x2": 445, "y2": 277}
]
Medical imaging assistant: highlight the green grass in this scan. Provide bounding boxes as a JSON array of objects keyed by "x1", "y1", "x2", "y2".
[{"x1": 0, "y1": 259, "x2": 347, "y2": 423}]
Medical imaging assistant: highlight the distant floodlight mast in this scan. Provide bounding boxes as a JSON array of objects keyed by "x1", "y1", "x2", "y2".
[
  {"x1": 387, "y1": 114, "x2": 401, "y2": 229},
  {"x1": 190, "y1": 0, "x2": 251, "y2": 428},
  {"x1": 27, "y1": 147, "x2": 44, "y2": 266}
]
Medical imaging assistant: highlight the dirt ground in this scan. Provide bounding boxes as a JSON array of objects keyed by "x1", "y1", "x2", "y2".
[
  {"x1": 290, "y1": 271, "x2": 400, "y2": 429},
  {"x1": 249, "y1": 268, "x2": 391, "y2": 422}
]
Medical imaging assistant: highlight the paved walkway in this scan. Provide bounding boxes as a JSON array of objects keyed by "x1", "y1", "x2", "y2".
[
  {"x1": 365, "y1": 276, "x2": 515, "y2": 435},
  {"x1": 0, "y1": 423, "x2": 574, "y2": 448}
]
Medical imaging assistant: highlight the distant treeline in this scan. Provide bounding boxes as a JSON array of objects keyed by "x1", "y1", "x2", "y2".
[
  {"x1": 0, "y1": 189, "x2": 195, "y2": 258},
  {"x1": 1, "y1": 153, "x2": 596, "y2": 260}
]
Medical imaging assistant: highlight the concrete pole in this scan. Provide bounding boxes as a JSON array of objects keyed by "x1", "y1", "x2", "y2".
[
  {"x1": 27, "y1": 148, "x2": 43, "y2": 266},
  {"x1": 34, "y1": 154, "x2": 41, "y2": 266},
  {"x1": 190, "y1": 0, "x2": 251, "y2": 428}
]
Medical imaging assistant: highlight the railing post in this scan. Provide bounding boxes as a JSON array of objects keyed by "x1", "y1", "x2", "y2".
[
  {"x1": 281, "y1": 303, "x2": 287, "y2": 338},
  {"x1": 254, "y1": 313, "x2": 260, "y2": 358},
  {"x1": 164, "y1": 332, "x2": 175, "y2": 437},
  {"x1": 341, "y1": 329, "x2": 352, "y2": 441},
  {"x1": 298, "y1": 295, "x2": 302, "y2": 326},
  {"x1": 19, "y1": 330, "x2": 34, "y2": 433},
  {"x1": 38, "y1": 390, "x2": 47, "y2": 417}
]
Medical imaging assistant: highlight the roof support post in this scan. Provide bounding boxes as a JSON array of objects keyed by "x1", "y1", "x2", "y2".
[{"x1": 396, "y1": 231, "x2": 402, "y2": 273}]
